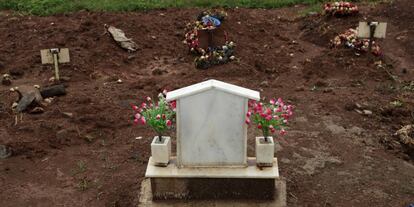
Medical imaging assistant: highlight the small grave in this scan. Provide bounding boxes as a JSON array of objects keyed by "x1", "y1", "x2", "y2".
[{"x1": 141, "y1": 80, "x2": 286, "y2": 206}]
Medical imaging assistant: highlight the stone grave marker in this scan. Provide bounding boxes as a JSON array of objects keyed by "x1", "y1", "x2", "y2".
[
  {"x1": 40, "y1": 48, "x2": 70, "y2": 81},
  {"x1": 143, "y1": 80, "x2": 286, "y2": 205},
  {"x1": 166, "y1": 79, "x2": 260, "y2": 167}
]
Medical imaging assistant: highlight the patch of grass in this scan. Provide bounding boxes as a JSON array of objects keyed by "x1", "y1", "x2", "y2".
[{"x1": 0, "y1": 0, "x2": 349, "y2": 16}]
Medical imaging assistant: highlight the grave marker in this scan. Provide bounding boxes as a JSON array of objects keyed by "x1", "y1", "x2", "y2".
[
  {"x1": 357, "y1": 22, "x2": 387, "y2": 53},
  {"x1": 40, "y1": 48, "x2": 70, "y2": 81},
  {"x1": 166, "y1": 79, "x2": 260, "y2": 167}
]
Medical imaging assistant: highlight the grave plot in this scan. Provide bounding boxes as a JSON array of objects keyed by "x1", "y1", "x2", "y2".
[
  {"x1": 184, "y1": 10, "x2": 236, "y2": 69},
  {"x1": 0, "y1": 0, "x2": 413, "y2": 207}
]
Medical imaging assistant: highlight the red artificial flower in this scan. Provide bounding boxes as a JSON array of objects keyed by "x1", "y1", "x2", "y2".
[
  {"x1": 257, "y1": 124, "x2": 262, "y2": 129},
  {"x1": 245, "y1": 118, "x2": 251, "y2": 125},
  {"x1": 279, "y1": 129, "x2": 287, "y2": 136},
  {"x1": 166, "y1": 120, "x2": 172, "y2": 127},
  {"x1": 162, "y1": 114, "x2": 166, "y2": 119},
  {"x1": 140, "y1": 117, "x2": 146, "y2": 125},
  {"x1": 156, "y1": 114, "x2": 161, "y2": 120}
]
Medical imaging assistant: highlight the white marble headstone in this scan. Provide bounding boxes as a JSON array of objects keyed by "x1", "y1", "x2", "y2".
[{"x1": 167, "y1": 80, "x2": 260, "y2": 167}]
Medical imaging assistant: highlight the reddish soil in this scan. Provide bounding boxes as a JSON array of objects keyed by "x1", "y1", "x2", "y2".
[{"x1": 1, "y1": 0, "x2": 414, "y2": 206}]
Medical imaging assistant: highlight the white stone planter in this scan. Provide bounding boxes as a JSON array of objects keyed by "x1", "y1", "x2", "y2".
[
  {"x1": 255, "y1": 137, "x2": 274, "y2": 167},
  {"x1": 151, "y1": 136, "x2": 171, "y2": 167}
]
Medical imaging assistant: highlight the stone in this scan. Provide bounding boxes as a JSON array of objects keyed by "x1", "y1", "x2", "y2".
[
  {"x1": 16, "y1": 93, "x2": 36, "y2": 112},
  {"x1": 166, "y1": 79, "x2": 260, "y2": 167},
  {"x1": 146, "y1": 157, "x2": 279, "y2": 179},
  {"x1": 2, "y1": 74, "x2": 11, "y2": 86},
  {"x1": 0, "y1": 145, "x2": 12, "y2": 159},
  {"x1": 363, "y1": 110, "x2": 373, "y2": 115},
  {"x1": 256, "y1": 137, "x2": 274, "y2": 167},
  {"x1": 151, "y1": 136, "x2": 171, "y2": 167},
  {"x1": 62, "y1": 112, "x2": 73, "y2": 118},
  {"x1": 357, "y1": 22, "x2": 387, "y2": 39},
  {"x1": 139, "y1": 175, "x2": 286, "y2": 206}
]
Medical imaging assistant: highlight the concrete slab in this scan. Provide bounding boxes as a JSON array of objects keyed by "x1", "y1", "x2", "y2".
[
  {"x1": 145, "y1": 157, "x2": 279, "y2": 179},
  {"x1": 138, "y1": 178, "x2": 287, "y2": 207}
]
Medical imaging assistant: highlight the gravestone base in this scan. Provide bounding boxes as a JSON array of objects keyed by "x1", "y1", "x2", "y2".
[
  {"x1": 139, "y1": 178, "x2": 286, "y2": 207},
  {"x1": 151, "y1": 178, "x2": 275, "y2": 200},
  {"x1": 142, "y1": 157, "x2": 285, "y2": 206}
]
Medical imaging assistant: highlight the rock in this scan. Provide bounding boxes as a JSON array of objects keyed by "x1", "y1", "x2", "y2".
[
  {"x1": 29, "y1": 107, "x2": 44, "y2": 114},
  {"x1": 2, "y1": 74, "x2": 11, "y2": 86},
  {"x1": 355, "y1": 109, "x2": 363, "y2": 114},
  {"x1": 62, "y1": 112, "x2": 73, "y2": 118},
  {"x1": 9, "y1": 68, "x2": 24, "y2": 77},
  {"x1": 40, "y1": 84, "x2": 66, "y2": 98},
  {"x1": 363, "y1": 110, "x2": 373, "y2": 115},
  {"x1": 355, "y1": 103, "x2": 362, "y2": 109},
  {"x1": 260, "y1": 81, "x2": 269, "y2": 87},
  {"x1": 395, "y1": 125, "x2": 414, "y2": 147},
  {"x1": 0, "y1": 145, "x2": 12, "y2": 159},
  {"x1": 116, "y1": 79, "x2": 123, "y2": 84}
]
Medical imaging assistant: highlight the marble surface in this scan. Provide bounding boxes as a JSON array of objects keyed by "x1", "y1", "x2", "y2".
[
  {"x1": 176, "y1": 89, "x2": 248, "y2": 167},
  {"x1": 256, "y1": 137, "x2": 275, "y2": 166},
  {"x1": 166, "y1": 79, "x2": 260, "y2": 102},
  {"x1": 357, "y1": 22, "x2": 387, "y2": 39},
  {"x1": 151, "y1": 136, "x2": 171, "y2": 165},
  {"x1": 145, "y1": 157, "x2": 279, "y2": 179}
]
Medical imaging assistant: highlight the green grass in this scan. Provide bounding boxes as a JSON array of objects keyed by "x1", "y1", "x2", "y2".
[
  {"x1": 0, "y1": 0, "x2": 385, "y2": 16},
  {"x1": 0, "y1": 0, "x2": 333, "y2": 16}
]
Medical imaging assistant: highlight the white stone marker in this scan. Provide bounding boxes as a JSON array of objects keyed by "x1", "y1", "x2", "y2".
[
  {"x1": 166, "y1": 79, "x2": 260, "y2": 167},
  {"x1": 357, "y1": 22, "x2": 387, "y2": 39}
]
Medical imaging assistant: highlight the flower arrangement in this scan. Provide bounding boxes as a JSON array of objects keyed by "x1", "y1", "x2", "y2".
[
  {"x1": 324, "y1": 2, "x2": 359, "y2": 16},
  {"x1": 131, "y1": 90, "x2": 176, "y2": 142},
  {"x1": 184, "y1": 10, "x2": 236, "y2": 69},
  {"x1": 331, "y1": 28, "x2": 382, "y2": 56},
  {"x1": 245, "y1": 98, "x2": 294, "y2": 142}
]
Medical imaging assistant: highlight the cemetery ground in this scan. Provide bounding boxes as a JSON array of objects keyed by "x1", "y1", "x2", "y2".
[{"x1": 0, "y1": 0, "x2": 413, "y2": 206}]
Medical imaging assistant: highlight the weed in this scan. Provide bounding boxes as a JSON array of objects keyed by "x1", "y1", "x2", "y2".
[{"x1": 71, "y1": 160, "x2": 87, "y2": 176}]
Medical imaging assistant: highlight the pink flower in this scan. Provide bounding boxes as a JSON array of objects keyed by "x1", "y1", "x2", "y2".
[
  {"x1": 266, "y1": 115, "x2": 272, "y2": 121},
  {"x1": 166, "y1": 120, "x2": 172, "y2": 127},
  {"x1": 156, "y1": 114, "x2": 161, "y2": 120},
  {"x1": 162, "y1": 114, "x2": 166, "y2": 119},
  {"x1": 146, "y1": 96, "x2": 152, "y2": 102},
  {"x1": 163, "y1": 89, "x2": 168, "y2": 95},
  {"x1": 270, "y1": 125, "x2": 276, "y2": 133},
  {"x1": 257, "y1": 124, "x2": 262, "y2": 129},
  {"x1": 283, "y1": 119, "x2": 288, "y2": 124},
  {"x1": 135, "y1": 113, "x2": 141, "y2": 119},
  {"x1": 270, "y1": 99, "x2": 276, "y2": 105},
  {"x1": 141, "y1": 103, "x2": 147, "y2": 108},
  {"x1": 266, "y1": 108, "x2": 272, "y2": 115},
  {"x1": 131, "y1": 105, "x2": 138, "y2": 111},
  {"x1": 279, "y1": 129, "x2": 287, "y2": 136},
  {"x1": 245, "y1": 118, "x2": 251, "y2": 125},
  {"x1": 169, "y1": 101, "x2": 177, "y2": 109},
  {"x1": 140, "y1": 117, "x2": 146, "y2": 124},
  {"x1": 134, "y1": 119, "x2": 139, "y2": 125},
  {"x1": 246, "y1": 111, "x2": 252, "y2": 117}
]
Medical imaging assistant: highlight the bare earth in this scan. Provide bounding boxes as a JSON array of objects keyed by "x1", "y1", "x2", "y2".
[{"x1": 0, "y1": 0, "x2": 413, "y2": 206}]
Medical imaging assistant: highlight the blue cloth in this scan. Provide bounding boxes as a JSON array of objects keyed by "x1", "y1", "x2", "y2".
[
  {"x1": 408, "y1": 204, "x2": 414, "y2": 207},
  {"x1": 201, "y1": 16, "x2": 221, "y2": 27}
]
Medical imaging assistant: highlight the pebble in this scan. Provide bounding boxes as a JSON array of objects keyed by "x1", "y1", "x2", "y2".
[
  {"x1": 363, "y1": 110, "x2": 373, "y2": 115},
  {"x1": 62, "y1": 112, "x2": 73, "y2": 118},
  {"x1": 2, "y1": 74, "x2": 11, "y2": 86}
]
